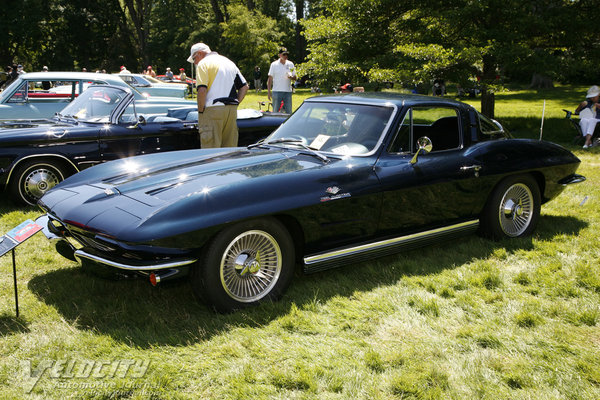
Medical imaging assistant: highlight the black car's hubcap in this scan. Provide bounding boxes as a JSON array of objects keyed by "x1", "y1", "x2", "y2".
[
  {"x1": 220, "y1": 230, "x2": 282, "y2": 302},
  {"x1": 498, "y1": 183, "x2": 533, "y2": 237}
]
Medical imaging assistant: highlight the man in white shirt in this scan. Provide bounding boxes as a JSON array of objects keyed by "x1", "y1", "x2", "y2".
[
  {"x1": 188, "y1": 42, "x2": 248, "y2": 148},
  {"x1": 267, "y1": 48, "x2": 296, "y2": 113}
]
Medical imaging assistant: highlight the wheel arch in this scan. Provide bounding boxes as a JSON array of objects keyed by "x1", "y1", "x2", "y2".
[
  {"x1": 191, "y1": 213, "x2": 306, "y2": 267},
  {"x1": 528, "y1": 170, "x2": 547, "y2": 203},
  {"x1": 273, "y1": 214, "x2": 306, "y2": 265},
  {"x1": 479, "y1": 172, "x2": 542, "y2": 239},
  {"x1": 5, "y1": 154, "x2": 79, "y2": 187}
]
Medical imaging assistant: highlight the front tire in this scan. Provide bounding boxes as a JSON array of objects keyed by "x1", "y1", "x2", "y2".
[
  {"x1": 192, "y1": 218, "x2": 295, "y2": 312},
  {"x1": 480, "y1": 175, "x2": 541, "y2": 240},
  {"x1": 9, "y1": 159, "x2": 66, "y2": 206}
]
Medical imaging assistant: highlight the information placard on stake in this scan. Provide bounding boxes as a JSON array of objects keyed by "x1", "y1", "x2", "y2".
[{"x1": 1, "y1": 219, "x2": 44, "y2": 317}]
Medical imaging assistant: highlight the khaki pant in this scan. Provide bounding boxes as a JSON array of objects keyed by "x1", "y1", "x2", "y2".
[{"x1": 197, "y1": 105, "x2": 239, "y2": 148}]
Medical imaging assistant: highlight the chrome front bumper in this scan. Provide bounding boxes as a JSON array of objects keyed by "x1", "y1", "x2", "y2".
[
  {"x1": 73, "y1": 249, "x2": 197, "y2": 271},
  {"x1": 558, "y1": 174, "x2": 586, "y2": 185},
  {"x1": 37, "y1": 214, "x2": 198, "y2": 271}
]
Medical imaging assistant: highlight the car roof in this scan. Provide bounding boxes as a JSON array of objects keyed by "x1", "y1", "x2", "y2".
[
  {"x1": 19, "y1": 71, "x2": 126, "y2": 83},
  {"x1": 306, "y1": 92, "x2": 473, "y2": 110}
]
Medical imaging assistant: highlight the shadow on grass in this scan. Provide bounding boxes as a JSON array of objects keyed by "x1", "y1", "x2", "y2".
[
  {"x1": 535, "y1": 215, "x2": 588, "y2": 241},
  {"x1": 0, "y1": 314, "x2": 30, "y2": 335},
  {"x1": 27, "y1": 214, "x2": 585, "y2": 348},
  {"x1": 496, "y1": 116, "x2": 579, "y2": 144},
  {"x1": 496, "y1": 86, "x2": 583, "y2": 104}
]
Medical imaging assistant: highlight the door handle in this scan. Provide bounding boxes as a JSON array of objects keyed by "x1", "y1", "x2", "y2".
[{"x1": 460, "y1": 164, "x2": 482, "y2": 177}]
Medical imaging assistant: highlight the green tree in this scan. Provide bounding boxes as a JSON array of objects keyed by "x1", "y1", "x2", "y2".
[
  {"x1": 300, "y1": 0, "x2": 587, "y2": 117},
  {"x1": 219, "y1": 4, "x2": 283, "y2": 78}
]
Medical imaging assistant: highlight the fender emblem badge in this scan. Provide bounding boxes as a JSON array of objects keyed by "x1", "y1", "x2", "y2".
[{"x1": 321, "y1": 186, "x2": 350, "y2": 202}]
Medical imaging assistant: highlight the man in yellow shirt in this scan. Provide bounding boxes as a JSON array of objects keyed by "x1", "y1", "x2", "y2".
[{"x1": 187, "y1": 43, "x2": 249, "y2": 148}]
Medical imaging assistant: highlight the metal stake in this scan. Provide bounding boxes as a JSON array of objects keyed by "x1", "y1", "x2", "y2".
[{"x1": 12, "y1": 249, "x2": 19, "y2": 318}]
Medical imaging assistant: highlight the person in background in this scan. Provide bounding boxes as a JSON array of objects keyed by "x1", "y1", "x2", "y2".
[
  {"x1": 17, "y1": 64, "x2": 26, "y2": 75},
  {"x1": 119, "y1": 66, "x2": 130, "y2": 74},
  {"x1": 267, "y1": 48, "x2": 296, "y2": 113},
  {"x1": 575, "y1": 85, "x2": 600, "y2": 149},
  {"x1": 145, "y1": 66, "x2": 156, "y2": 77},
  {"x1": 41, "y1": 66, "x2": 51, "y2": 90},
  {"x1": 339, "y1": 83, "x2": 353, "y2": 93},
  {"x1": 165, "y1": 67, "x2": 174, "y2": 79},
  {"x1": 179, "y1": 68, "x2": 187, "y2": 82},
  {"x1": 0, "y1": 66, "x2": 11, "y2": 88},
  {"x1": 187, "y1": 42, "x2": 248, "y2": 148},
  {"x1": 253, "y1": 66, "x2": 262, "y2": 93},
  {"x1": 9, "y1": 64, "x2": 18, "y2": 82}
]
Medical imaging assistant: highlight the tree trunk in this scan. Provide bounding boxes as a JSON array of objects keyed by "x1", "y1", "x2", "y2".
[
  {"x1": 123, "y1": 0, "x2": 150, "y2": 68},
  {"x1": 295, "y1": 0, "x2": 306, "y2": 61},
  {"x1": 480, "y1": 55, "x2": 496, "y2": 119},
  {"x1": 481, "y1": 90, "x2": 495, "y2": 119},
  {"x1": 529, "y1": 73, "x2": 554, "y2": 89},
  {"x1": 209, "y1": 0, "x2": 225, "y2": 23}
]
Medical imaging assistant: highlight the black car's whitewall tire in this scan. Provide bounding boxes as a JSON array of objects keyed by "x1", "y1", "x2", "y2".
[
  {"x1": 9, "y1": 159, "x2": 66, "y2": 206},
  {"x1": 193, "y1": 217, "x2": 295, "y2": 312},
  {"x1": 481, "y1": 175, "x2": 541, "y2": 240}
]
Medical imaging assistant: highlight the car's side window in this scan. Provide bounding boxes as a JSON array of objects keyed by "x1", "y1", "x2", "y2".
[
  {"x1": 411, "y1": 106, "x2": 461, "y2": 152},
  {"x1": 478, "y1": 112, "x2": 505, "y2": 137},
  {"x1": 388, "y1": 110, "x2": 410, "y2": 153},
  {"x1": 7, "y1": 81, "x2": 28, "y2": 103},
  {"x1": 8, "y1": 80, "x2": 78, "y2": 103},
  {"x1": 389, "y1": 106, "x2": 462, "y2": 154}
]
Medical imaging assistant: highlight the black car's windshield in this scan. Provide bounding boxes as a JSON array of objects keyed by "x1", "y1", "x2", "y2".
[
  {"x1": 266, "y1": 101, "x2": 394, "y2": 155},
  {"x1": 58, "y1": 86, "x2": 129, "y2": 122}
]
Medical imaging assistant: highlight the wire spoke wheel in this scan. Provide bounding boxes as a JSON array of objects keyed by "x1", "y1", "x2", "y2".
[
  {"x1": 220, "y1": 230, "x2": 283, "y2": 303},
  {"x1": 498, "y1": 183, "x2": 534, "y2": 237},
  {"x1": 481, "y1": 175, "x2": 540, "y2": 240}
]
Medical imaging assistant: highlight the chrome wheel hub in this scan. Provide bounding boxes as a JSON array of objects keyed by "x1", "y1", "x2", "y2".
[
  {"x1": 24, "y1": 168, "x2": 60, "y2": 201},
  {"x1": 220, "y1": 230, "x2": 282, "y2": 302},
  {"x1": 498, "y1": 183, "x2": 533, "y2": 237},
  {"x1": 234, "y1": 252, "x2": 262, "y2": 276}
]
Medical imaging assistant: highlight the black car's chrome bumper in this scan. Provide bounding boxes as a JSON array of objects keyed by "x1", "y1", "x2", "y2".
[
  {"x1": 37, "y1": 214, "x2": 198, "y2": 271},
  {"x1": 73, "y1": 249, "x2": 197, "y2": 271},
  {"x1": 558, "y1": 173, "x2": 586, "y2": 185}
]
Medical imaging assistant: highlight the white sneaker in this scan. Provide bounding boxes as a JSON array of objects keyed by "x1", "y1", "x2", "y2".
[{"x1": 583, "y1": 144, "x2": 590, "y2": 149}]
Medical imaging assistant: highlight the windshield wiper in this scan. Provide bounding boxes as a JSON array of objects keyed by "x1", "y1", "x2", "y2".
[
  {"x1": 255, "y1": 138, "x2": 329, "y2": 163},
  {"x1": 55, "y1": 112, "x2": 78, "y2": 122}
]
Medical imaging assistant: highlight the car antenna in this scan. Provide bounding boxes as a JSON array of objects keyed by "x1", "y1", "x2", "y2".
[{"x1": 539, "y1": 99, "x2": 546, "y2": 141}]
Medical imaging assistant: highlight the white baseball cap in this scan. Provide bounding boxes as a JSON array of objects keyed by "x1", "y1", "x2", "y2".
[
  {"x1": 587, "y1": 85, "x2": 600, "y2": 98},
  {"x1": 187, "y1": 43, "x2": 211, "y2": 63}
]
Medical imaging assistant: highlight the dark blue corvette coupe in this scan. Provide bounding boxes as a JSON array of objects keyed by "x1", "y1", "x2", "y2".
[
  {"x1": 0, "y1": 85, "x2": 286, "y2": 205},
  {"x1": 38, "y1": 93, "x2": 585, "y2": 312}
]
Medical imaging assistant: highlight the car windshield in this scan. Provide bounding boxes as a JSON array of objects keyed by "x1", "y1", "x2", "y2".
[
  {"x1": 266, "y1": 101, "x2": 394, "y2": 155},
  {"x1": 58, "y1": 86, "x2": 129, "y2": 122},
  {"x1": 144, "y1": 75, "x2": 163, "y2": 84}
]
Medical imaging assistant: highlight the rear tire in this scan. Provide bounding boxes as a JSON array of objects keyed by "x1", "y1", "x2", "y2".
[
  {"x1": 9, "y1": 159, "x2": 66, "y2": 206},
  {"x1": 192, "y1": 217, "x2": 295, "y2": 313},
  {"x1": 480, "y1": 175, "x2": 541, "y2": 240}
]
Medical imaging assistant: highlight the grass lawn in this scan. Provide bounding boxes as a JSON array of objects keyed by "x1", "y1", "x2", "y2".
[{"x1": 1, "y1": 85, "x2": 599, "y2": 399}]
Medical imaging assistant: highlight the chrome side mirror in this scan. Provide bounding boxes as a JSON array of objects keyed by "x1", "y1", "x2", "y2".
[{"x1": 410, "y1": 136, "x2": 433, "y2": 164}]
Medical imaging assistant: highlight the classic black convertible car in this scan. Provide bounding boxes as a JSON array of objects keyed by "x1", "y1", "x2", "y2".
[
  {"x1": 38, "y1": 93, "x2": 585, "y2": 312},
  {"x1": 0, "y1": 85, "x2": 286, "y2": 205}
]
